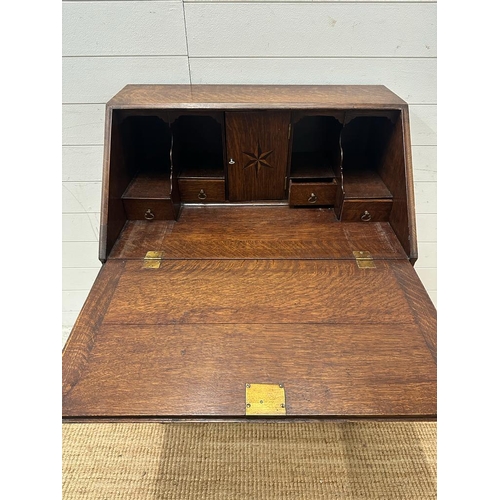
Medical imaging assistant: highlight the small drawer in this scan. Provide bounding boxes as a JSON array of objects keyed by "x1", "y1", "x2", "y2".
[
  {"x1": 289, "y1": 180, "x2": 337, "y2": 207},
  {"x1": 178, "y1": 178, "x2": 226, "y2": 202},
  {"x1": 122, "y1": 198, "x2": 176, "y2": 221},
  {"x1": 341, "y1": 199, "x2": 393, "y2": 222}
]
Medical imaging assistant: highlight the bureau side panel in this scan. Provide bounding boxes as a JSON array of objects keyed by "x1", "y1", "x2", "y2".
[{"x1": 99, "y1": 108, "x2": 134, "y2": 261}]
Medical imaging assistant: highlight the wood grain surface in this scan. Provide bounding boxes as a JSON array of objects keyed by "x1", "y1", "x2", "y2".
[
  {"x1": 342, "y1": 171, "x2": 392, "y2": 199},
  {"x1": 63, "y1": 323, "x2": 436, "y2": 418},
  {"x1": 226, "y1": 111, "x2": 290, "y2": 201},
  {"x1": 63, "y1": 207, "x2": 436, "y2": 419},
  {"x1": 63, "y1": 261, "x2": 126, "y2": 400},
  {"x1": 178, "y1": 179, "x2": 226, "y2": 202},
  {"x1": 62, "y1": 257, "x2": 436, "y2": 418},
  {"x1": 65, "y1": 205, "x2": 435, "y2": 419},
  {"x1": 122, "y1": 172, "x2": 171, "y2": 199},
  {"x1": 108, "y1": 85, "x2": 407, "y2": 109},
  {"x1": 107, "y1": 206, "x2": 407, "y2": 260},
  {"x1": 122, "y1": 199, "x2": 177, "y2": 221},
  {"x1": 288, "y1": 181, "x2": 337, "y2": 207},
  {"x1": 341, "y1": 200, "x2": 393, "y2": 222},
  {"x1": 103, "y1": 260, "x2": 415, "y2": 326},
  {"x1": 68, "y1": 86, "x2": 432, "y2": 422},
  {"x1": 380, "y1": 112, "x2": 414, "y2": 260}
]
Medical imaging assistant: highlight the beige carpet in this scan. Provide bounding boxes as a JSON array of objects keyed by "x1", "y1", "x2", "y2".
[{"x1": 63, "y1": 422, "x2": 436, "y2": 499}]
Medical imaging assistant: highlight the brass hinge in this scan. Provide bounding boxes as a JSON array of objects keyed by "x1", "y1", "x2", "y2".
[
  {"x1": 353, "y1": 251, "x2": 376, "y2": 269},
  {"x1": 143, "y1": 251, "x2": 164, "y2": 269},
  {"x1": 245, "y1": 383, "x2": 286, "y2": 416},
  {"x1": 288, "y1": 123, "x2": 291, "y2": 139}
]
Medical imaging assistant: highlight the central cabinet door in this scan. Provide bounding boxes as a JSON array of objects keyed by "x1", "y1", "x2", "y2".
[{"x1": 226, "y1": 111, "x2": 290, "y2": 201}]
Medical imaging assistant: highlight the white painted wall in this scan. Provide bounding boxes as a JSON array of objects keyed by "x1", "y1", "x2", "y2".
[{"x1": 62, "y1": 0, "x2": 437, "y2": 345}]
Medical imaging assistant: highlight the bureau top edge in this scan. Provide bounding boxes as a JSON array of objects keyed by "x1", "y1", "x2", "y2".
[{"x1": 107, "y1": 84, "x2": 408, "y2": 108}]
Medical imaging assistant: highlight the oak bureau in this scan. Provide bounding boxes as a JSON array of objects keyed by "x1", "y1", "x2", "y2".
[{"x1": 62, "y1": 85, "x2": 436, "y2": 421}]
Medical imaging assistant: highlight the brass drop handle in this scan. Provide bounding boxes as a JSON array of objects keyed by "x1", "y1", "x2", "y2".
[
  {"x1": 144, "y1": 209, "x2": 155, "y2": 220},
  {"x1": 198, "y1": 189, "x2": 207, "y2": 200},
  {"x1": 308, "y1": 193, "x2": 317, "y2": 204},
  {"x1": 361, "y1": 210, "x2": 372, "y2": 222}
]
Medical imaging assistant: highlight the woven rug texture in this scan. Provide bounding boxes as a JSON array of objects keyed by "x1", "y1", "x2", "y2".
[{"x1": 62, "y1": 422, "x2": 436, "y2": 499}]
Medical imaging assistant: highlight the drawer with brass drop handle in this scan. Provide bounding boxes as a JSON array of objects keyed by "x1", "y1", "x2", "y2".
[
  {"x1": 341, "y1": 199, "x2": 393, "y2": 222},
  {"x1": 122, "y1": 199, "x2": 176, "y2": 220},
  {"x1": 288, "y1": 180, "x2": 337, "y2": 207},
  {"x1": 178, "y1": 179, "x2": 226, "y2": 202}
]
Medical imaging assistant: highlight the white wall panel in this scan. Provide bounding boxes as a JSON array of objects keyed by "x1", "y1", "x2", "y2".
[
  {"x1": 63, "y1": 56, "x2": 190, "y2": 103},
  {"x1": 414, "y1": 182, "x2": 437, "y2": 214},
  {"x1": 62, "y1": 182, "x2": 102, "y2": 213},
  {"x1": 62, "y1": 146, "x2": 104, "y2": 182},
  {"x1": 185, "y1": 3, "x2": 436, "y2": 57},
  {"x1": 62, "y1": 213, "x2": 101, "y2": 242},
  {"x1": 63, "y1": 291, "x2": 90, "y2": 313},
  {"x1": 63, "y1": 242, "x2": 101, "y2": 268},
  {"x1": 63, "y1": 1, "x2": 187, "y2": 56},
  {"x1": 416, "y1": 213, "x2": 437, "y2": 242},
  {"x1": 412, "y1": 146, "x2": 436, "y2": 182},
  {"x1": 414, "y1": 242, "x2": 437, "y2": 268},
  {"x1": 415, "y1": 268, "x2": 437, "y2": 292},
  {"x1": 189, "y1": 58, "x2": 436, "y2": 104},
  {"x1": 62, "y1": 104, "x2": 105, "y2": 145},
  {"x1": 409, "y1": 105, "x2": 436, "y2": 146},
  {"x1": 63, "y1": 268, "x2": 101, "y2": 291}
]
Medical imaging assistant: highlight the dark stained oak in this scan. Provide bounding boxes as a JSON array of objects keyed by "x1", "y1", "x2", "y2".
[
  {"x1": 107, "y1": 220, "x2": 175, "y2": 260},
  {"x1": 342, "y1": 170, "x2": 392, "y2": 199},
  {"x1": 178, "y1": 179, "x2": 226, "y2": 202},
  {"x1": 63, "y1": 323, "x2": 436, "y2": 418},
  {"x1": 122, "y1": 171, "x2": 171, "y2": 199},
  {"x1": 102, "y1": 260, "x2": 416, "y2": 326},
  {"x1": 98, "y1": 85, "x2": 416, "y2": 260},
  {"x1": 107, "y1": 206, "x2": 407, "y2": 261},
  {"x1": 391, "y1": 262, "x2": 437, "y2": 362},
  {"x1": 121, "y1": 199, "x2": 177, "y2": 221},
  {"x1": 379, "y1": 112, "x2": 416, "y2": 261},
  {"x1": 107, "y1": 85, "x2": 407, "y2": 109},
  {"x1": 99, "y1": 108, "x2": 133, "y2": 263},
  {"x1": 62, "y1": 261, "x2": 125, "y2": 400},
  {"x1": 341, "y1": 199, "x2": 393, "y2": 222},
  {"x1": 288, "y1": 180, "x2": 337, "y2": 207},
  {"x1": 65, "y1": 85, "x2": 435, "y2": 422},
  {"x1": 226, "y1": 111, "x2": 290, "y2": 201},
  {"x1": 62, "y1": 257, "x2": 436, "y2": 418}
]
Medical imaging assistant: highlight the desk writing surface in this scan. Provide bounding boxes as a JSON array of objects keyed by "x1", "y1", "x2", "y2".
[{"x1": 63, "y1": 206, "x2": 436, "y2": 420}]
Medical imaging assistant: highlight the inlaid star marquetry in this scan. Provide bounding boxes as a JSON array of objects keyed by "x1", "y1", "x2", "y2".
[{"x1": 242, "y1": 142, "x2": 274, "y2": 176}]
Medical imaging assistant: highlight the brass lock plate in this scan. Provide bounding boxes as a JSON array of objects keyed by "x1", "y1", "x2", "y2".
[{"x1": 245, "y1": 383, "x2": 286, "y2": 416}]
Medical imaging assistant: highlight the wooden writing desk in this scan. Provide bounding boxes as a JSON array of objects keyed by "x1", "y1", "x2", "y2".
[{"x1": 62, "y1": 85, "x2": 436, "y2": 421}]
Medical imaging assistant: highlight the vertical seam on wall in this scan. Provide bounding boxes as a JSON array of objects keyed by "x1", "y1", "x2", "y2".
[{"x1": 181, "y1": 0, "x2": 192, "y2": 85}]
